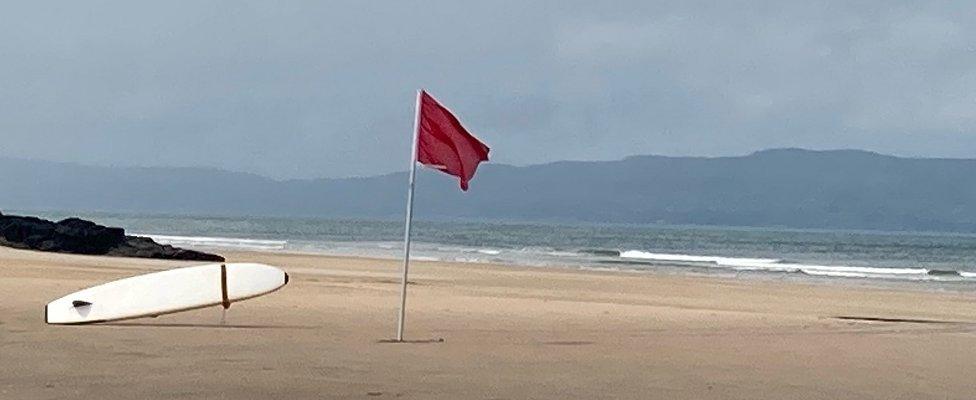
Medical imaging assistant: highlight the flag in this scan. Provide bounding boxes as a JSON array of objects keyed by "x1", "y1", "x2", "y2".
[
  {"x1": 396, "y1": 89, "x2": 492, "y2": 341},
  {"x1": 416, "y1": 90, "x2": 490, "y2": 191}
]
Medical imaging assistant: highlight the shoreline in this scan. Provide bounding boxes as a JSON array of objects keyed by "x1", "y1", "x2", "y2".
[
  {"x1": 10, "y1": 210, "x2": 976, "y2": 287},
  {"x1": 175, "y1": 244, "x2": 976, "y2": 296},
  {"x1": 5, "y1": 234, "x2": 976, "y2": 296}
]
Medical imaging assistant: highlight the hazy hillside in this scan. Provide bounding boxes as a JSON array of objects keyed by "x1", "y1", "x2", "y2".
[{"x1": 3, "y1": 149, "x2": 976, "y2": 232}]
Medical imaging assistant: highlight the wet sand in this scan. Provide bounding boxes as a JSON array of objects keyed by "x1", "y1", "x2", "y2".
[{"x1": 2, "y1": 246, "x2": 976, "y2": 399}]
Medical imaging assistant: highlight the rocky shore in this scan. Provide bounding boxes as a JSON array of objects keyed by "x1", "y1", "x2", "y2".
[{"x1": 0, "y1": 212, "x2": 223, "y2": 261}]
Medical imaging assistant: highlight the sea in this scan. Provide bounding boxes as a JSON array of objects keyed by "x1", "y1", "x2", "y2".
[{"x1": 17, "y1": 210, "x2": 976, "y2": 291}]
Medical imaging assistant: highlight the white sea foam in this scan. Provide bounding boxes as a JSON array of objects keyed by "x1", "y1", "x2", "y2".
[
  {"x1": 453, "y1": 257, "x2": 485, "y2": 263},
  {"x1": 795, "y1": 265, "x2": 927, "y2": 276},
  {"x1": 795, "y1": 265, "x2": 928, "y2": 279},
  {"x1": 580, "y1": 266, "x2": 622, "y2": 272},
  {"x1": 137, "y1": 233, "x2": 287, "y2": 250},
  {"x1": 619, "y1": 250, "x2": 781, "y2": 267},
  {"x1": 435, "y1": 246, "x2": 502, "y2": 255},
  {"x1": 616, "y1": 250, "x2": 960, "y2": 280}
]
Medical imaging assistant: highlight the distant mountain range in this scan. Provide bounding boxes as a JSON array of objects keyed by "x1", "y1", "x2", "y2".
[{"x1": 3, "y1": 148, "x2": 976, "y2": 232}]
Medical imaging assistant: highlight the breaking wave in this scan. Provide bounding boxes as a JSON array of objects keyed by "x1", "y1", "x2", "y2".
[
  {"x1": 137, "y1": 233, "x2": 287, "y2": 251},
  {"x1": 620, "y1": 250, "x2": 781, "y2": 267},
  {"x1": 580, "y1": 249, "x2": 622, "y2": 257},
  {"x1": 615, "y1": 250, "x2": 973, "y2": 281}
]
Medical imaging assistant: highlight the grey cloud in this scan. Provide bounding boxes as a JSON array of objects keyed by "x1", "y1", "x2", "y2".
[{"x1": 0, "y1": 1, "x2": 974, "y2": 179}]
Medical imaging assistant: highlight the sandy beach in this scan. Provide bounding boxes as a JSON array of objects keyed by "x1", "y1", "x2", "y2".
[{"x1": 2, "y1": 246, "x2": 976, "y2": 399}]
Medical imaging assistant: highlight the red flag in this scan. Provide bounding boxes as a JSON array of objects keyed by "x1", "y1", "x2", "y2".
[{"x1": 416, "y1": 90, "x2": 490, "y2": 191}]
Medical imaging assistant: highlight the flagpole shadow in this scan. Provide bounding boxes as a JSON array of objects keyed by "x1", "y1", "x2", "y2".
[{"x1": 377, "y1": 337, "x2": 445, "y2": 344}]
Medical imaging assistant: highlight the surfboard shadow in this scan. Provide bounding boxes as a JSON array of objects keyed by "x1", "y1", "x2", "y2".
[{"x1": 92, "y1": 322, "x2": 317, "y2": 329}]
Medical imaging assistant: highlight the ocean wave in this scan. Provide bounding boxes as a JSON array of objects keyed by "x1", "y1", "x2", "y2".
[
  {"x1": 435, "y1": 245, "x2": 502, "y2": 255},
  {"x1": 579, "y1": 266, "x2": 622, "y2": 272},
  {"x1": 615, "y1": 250, "x2": 975, "y2": 281},
  {"x1": 792, "y1": 264, "x2": 927, "y2": 276},
  {"x1": 619, "y1": 250, "x2": 781, "y2": 267},
  {"x1": 132, "y1": 233, "x2": 976, "y2": 282},
  {"x1": 580, "y1": 249, "x2": 622, "y2": 257},
  {"x1": 137, "y1": 233, "x2": 287, "y2": 250},
  {"x1": 928, "y1": 269, "x2": 961, "y2": 277},
  {"x1": 794, "y1": 265, "x2": 927, "y2": 279}
]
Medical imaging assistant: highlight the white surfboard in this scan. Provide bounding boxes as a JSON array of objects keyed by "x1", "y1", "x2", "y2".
[{"x1": 45, "y1": 263, "x2": 289, "y2": 325}]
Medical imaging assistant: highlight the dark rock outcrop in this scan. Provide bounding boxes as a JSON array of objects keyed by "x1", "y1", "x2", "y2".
[{"x1": 0, "y1": 213, "x2": 223, "y2": 261}]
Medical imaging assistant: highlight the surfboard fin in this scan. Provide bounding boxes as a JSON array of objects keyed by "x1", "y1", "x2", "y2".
[{"x1": 72, "y1": 300, "x2": 92, "y2": 308}]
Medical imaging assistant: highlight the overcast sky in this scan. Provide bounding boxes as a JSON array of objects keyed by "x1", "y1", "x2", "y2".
[{"x1": 1, "y1": 1, "x2": 974, "y2": 179}]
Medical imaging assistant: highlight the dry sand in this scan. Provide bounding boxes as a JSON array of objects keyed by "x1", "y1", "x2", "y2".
[{"x1": 2, "y1": 246, "x2": 976, "y2": 399}]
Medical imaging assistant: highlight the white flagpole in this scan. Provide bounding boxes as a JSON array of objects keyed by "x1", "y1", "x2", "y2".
[{"x1": 396, "y1": 89, "x2": 422, "y2": 342}]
